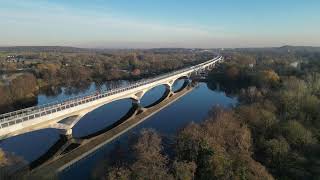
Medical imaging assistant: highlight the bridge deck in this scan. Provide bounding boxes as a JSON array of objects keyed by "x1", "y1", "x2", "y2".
[
  {"x1": 23, "y1": 85, "x2": 195, "y2": 179},
  {"x1": 0, "y1": 56, "x2": 222, "y2": 137}
]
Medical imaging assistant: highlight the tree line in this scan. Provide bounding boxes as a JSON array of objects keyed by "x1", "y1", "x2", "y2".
[
  {"x1": 94, "y1": 48, "x2": 320, "y2": 179},
  {"x1": 0, "y1": 50, "x2": 214, "y2": 113}
]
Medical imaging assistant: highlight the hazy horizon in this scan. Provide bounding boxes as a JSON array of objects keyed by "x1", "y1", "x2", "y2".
[{"x1": 1, "y1": 0, "x2": 320, "y2": 48}]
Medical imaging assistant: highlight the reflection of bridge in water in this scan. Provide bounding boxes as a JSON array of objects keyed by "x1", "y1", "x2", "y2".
[
  {"x1": 27, "y1": 86, "x2": 196, "y2": 179},
  {"x1": 1, "y1": 56, "x2": 223, "y2": 178}
]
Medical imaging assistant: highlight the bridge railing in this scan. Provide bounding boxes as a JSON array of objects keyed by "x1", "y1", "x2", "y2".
[
  {"x1": 0, "y1": 57, "x2": 220, "y2": 122},
  {"x1": 0, "y1": 56, "x2": 223, "y2": 129},
  {"x1": 0, "y1": 56, "x2": 221, "y2": 123}
]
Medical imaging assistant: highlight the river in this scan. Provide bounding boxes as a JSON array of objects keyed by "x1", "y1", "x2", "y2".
[{"x1": 0, "y1": 80, "x2": 237, "y2": 179}]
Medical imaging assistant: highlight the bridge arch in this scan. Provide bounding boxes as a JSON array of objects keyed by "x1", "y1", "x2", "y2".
[
  {"x1": 140, "y1": 84, "x2": 172, "y2": 108},
  {"x1": 172, "y1": 75, "x2": 191, "y2": 93},
  {"x1": 73, "y1": 97, "x2": 139, "y2": 139},
  {"x1": 0, "y1": 56, "x2": 223, "y2": 140},
  {"x1": 62, "y1": 97, "x2": 138, "y2": 137}
]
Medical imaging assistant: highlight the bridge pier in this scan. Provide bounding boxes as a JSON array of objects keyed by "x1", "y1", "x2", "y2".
[
  {"x1": 168, "y1": 90, "x2": 174, "y2": 98},
  {"x1": 0, "y1": 56, "x2": 224, "y2": 140},
  {"x1": 165, "y1": 88, "x2": 174, "y2": 99},
  {"x1": 58, "y1": 128, "x2": 73, "y2": 138},
  {"x1": 166, "y1": 83, "x2": 174, "y2": 95},
  {"x1": 51, "y1": 113, "x2": 88, "y2": 138},
  {"x1": 132, "y1": 99, "x2": 146, "y2": 114}
]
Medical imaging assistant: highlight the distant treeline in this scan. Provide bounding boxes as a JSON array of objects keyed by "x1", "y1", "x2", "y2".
[
  {"x1": 0, "y1": 49, "x2": 215, "y2": 113},
  {"x1": 94, "y1": 47, "x2": 320, "y2": 180}
]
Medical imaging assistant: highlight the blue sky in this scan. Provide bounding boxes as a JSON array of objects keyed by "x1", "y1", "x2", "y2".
[{"x1": 1, "y1": 0, "x2": 319, "y2": 48}]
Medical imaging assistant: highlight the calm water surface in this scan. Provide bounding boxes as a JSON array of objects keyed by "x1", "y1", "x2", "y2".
[{"x1": 0, "y1": 80, "x2": 237, "y2": 179}]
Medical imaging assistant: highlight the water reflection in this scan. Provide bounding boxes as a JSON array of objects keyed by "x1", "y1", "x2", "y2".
[
  {"x1": 0, "y1": 81, "x2": 238, "y2": 180},
  {"x1": 140, "y1": 85, "x2": 166, "y2": 107},
  {"x1": 172, "y1": 79, "x2": 186, "y2": 92},
  {"x1": 73, "y1": 99, "x2": 133, "y2": 138},
  {"x1": 37, "y1": 81, "x2": 128, "y2": 105},
  {"x1": 60, "y1": 82, "x2": 237, "y2": 180},
  {"x1": 0, "y1": 128, "x2": 60, "y2": 163}
]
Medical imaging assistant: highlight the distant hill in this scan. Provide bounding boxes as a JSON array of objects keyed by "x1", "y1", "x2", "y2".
[
  {"x1": 0, "y1": 46, "x2": 199, "y2": 53},
  {"x1": 0, "y1": 46, "x2": 95, "y2": 53},
  {"x1": 0, "y1": 46, "x2": 210, "y2": 55},
  {"x1": 0, "y1": 45, "x2": 319, "y2": 54},
  {"x1": 277, "y1": 45, "x2": 320, "y2": 52},
  {"x1": 229, "y1": 45, "x2": 320, "y2": 54}
]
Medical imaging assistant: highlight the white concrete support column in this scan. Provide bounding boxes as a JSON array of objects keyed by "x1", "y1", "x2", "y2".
[
  {"x1": 164, "y1": 80, "x2": 175, "y2": 96},
  {"x1": 0, "y1": 56, "x2": 223, "y2": 140},
  {"x1": 132, "y1": 98, "x2": 145, "y2": 113},
  {"x1": 166, "y1": 84, "x2": 174, "y2": 98},
  {"x1": 55, "y1": 126, "x2": 73, "y2": 139},
  {"x1": 51, "y1": 113, "x2": 87, "y2": 138},
  {"x1": 62, "y1": 128, "x2": 73, "y2": 137}
]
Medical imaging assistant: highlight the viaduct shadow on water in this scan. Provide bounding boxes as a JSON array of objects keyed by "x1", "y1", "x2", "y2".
[
  {"x1": 28, "y1": 98, "x2": 139, "y2": 169},
  {"x1": 172, "y1": 78, "x2": 190, "y2": 93},
  {"x1": 140, "y1": 85, "x2": 168, "y2": 108},
  {"x1": 25, "y1": 80, "x2": 192, "y2": 170},
  {"x1": 140, "y1": 78, "x2": 190, "y2": 109}
]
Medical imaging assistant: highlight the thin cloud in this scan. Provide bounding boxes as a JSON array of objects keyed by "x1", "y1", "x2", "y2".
[{"x1": 0, "y1": 0, "x2": 225, "y2": 47}]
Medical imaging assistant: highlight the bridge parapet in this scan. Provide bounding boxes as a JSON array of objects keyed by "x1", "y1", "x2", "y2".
[{"x1": 0, "y1": 56, "x2": 223, "y2": 131}]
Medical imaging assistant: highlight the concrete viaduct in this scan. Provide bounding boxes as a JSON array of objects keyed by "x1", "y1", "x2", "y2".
[{"x1": 0, "y1": 56, "x2": 223, "y2": 140}]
